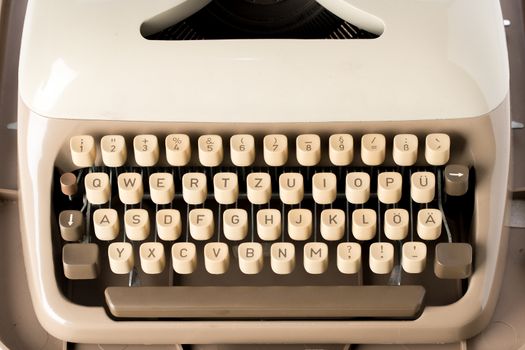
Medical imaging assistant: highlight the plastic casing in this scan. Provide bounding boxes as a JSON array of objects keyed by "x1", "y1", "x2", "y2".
[{"x1": 17, "y1": 0, "x2": 511, "y2": 345}]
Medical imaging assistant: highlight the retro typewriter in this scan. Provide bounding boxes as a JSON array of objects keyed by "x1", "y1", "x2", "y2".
[{"x1": 17, "y1": 0, "x2": 511, "y2": 345}]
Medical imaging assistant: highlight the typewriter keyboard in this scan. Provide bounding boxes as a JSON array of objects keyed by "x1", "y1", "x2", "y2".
[{"x1": 53, "y1": 132, "x2": 474, "y2": 320}]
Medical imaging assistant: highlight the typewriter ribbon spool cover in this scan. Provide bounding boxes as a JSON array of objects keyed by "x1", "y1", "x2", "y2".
[{"x1": 17, "y1": 0, "x2": 511, "y2": 344}]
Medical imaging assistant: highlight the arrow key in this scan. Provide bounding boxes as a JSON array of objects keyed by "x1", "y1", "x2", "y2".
[
  {"x1": 59, "y1": 210, "x2": 84, "y2": 241},
  {"x1": 444, "y1": 165, "x2": 469, "y2": 196}
]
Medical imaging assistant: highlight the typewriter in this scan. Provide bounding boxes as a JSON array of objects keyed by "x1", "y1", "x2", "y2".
[{"x1": 17, "y1": 0, "x2": 511, "y2": 345}]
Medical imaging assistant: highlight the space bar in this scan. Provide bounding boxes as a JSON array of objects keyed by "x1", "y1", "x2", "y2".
[{"x1": 105, "y1": 286, "x2": 425, "y2": 319}]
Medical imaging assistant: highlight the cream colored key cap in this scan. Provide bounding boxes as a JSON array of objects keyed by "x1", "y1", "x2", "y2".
[
  {"x1": 304, "y1": 242, "x2": 328, "y2": 274},
  {"x1": 156, "y1": 209, "x2": 181, "y2": 241},
  {"x1": 140, "y1": 242, "x2": 165, "y2": 274},
  {"x1": 402, "y1": 241, "x2": 427, "y2": 274},
  {"x1": 345, "y1": 172, "x2": 370, "y2": 204},
  {"x1": 172, "y1": 242, "x2": 197, "y2": 274},
  {"x1": 312, "y1": 172, "x2": 337, "y2": 204},
  {"x1": 352, "y1": 209, "x2": 377, "y2": 240},
  {"x1": 84, "y1": 172, "x2": 110, "y2": 204},
  {"x1": 223, "y1": 208, "x2": 248, "y2": 241},
  {"x1": 384, "y1": 208, "x2": 409, "y2": 240},
  {"x1": 198, "y1": 135, "x2": 223, "y2": 167},
  {"x1": 70, "y1": 135, "x2": 96, "y2": 167},
  {"x1": 108, "y1": 242, "x2": 134, "y2": 274},
  {"x1": 182, "y1": 172, "x2": 207, "y2": 205},
  {"x1": 370, "y1": 242, "x2": 394, "y2": 274},
  {"x1": 393, "y1": 134, "x2": 418, "y2": 166},
  {"x1": 320, "y1": 209, "x2": 345, "y2": 241},
  {"x1": 279, "y1": 172, "x2": 304, "y2": 205},
  {"x1": 214, "y1": 172, "x2": 239, "y2": 204},
  {"x1": 117, "y1": 172, "x2": 143, "y2": 205},
  {"x1": 204, "y1": 242, "x2": 230, "y2": 274},
  {"x1": 263, "y1": 134, "x2": 288, "y2": 166},
  {"x1": 124, "y1": 209, "x2": 150, "y2": 241},
  {"x1": 93, "y1": 208, "x2": 119, "y2": 241},
  {"x1": 101, "y1": 135, "x2": 127, "y2": 167},
  {"x1": 238, "y1": 242, "x2": 263, "y2": 274},
  {"x1": 425, "y1": 133, "x2": 450, "y2": 166},
  {"x1": 133, "y1": 135, "x2": 159, "y2": 166},
  {"x1": 230, "y1": 134, "x2": 255, "y2": 166},
  {"x1": 271, "y1": 242, "x2": 295, "y2": 274},
  {"x1": 288, "y1": 209, "x2": 312, "y2": 241},
  {"x1": 166, "y1": 134, "x2": 191, "y2": 166},
  {"x1": 411, "y1": 171, "x2": 436, "y2": 203},
  {"x1": 296, "y1": 134, "x2": 321, "y2": 166},
  {"x1": 337, "y1": 242, "x2": 361, "y2": 274},
  {"x1": 361, "y1": 134, "x2": 386, "y2": 166},
  {"x1": 246, "y1": 172, "x2": 272, "y2": 204},
  {"x1": 329, "y1": 134, "x2": 353, "y2": 166},
  {"x1": 149, "y1": 173, "x2": 175, "y2": 204},
  {"x1": 257, "y1": 209, "x2": 281, "y2": 241},
  {"x1": 417, "y1": 209, "x2": 442, "y2": 240},
  {"x1": 189, "y1": 208, "x2": 214, "y2": 240},
  {"x1": 377, "y1": 172, "x2": 402, "y2": 204}
]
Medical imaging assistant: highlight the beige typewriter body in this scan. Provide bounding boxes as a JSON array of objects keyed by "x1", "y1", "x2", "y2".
[{"x1": 17, "y1": 0, "x2": 511, "y2": 345}]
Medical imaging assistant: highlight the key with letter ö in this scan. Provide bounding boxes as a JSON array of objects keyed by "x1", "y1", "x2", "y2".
[{"x1": 384, "y1": 209, "x2": 409, "y2": 240}]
